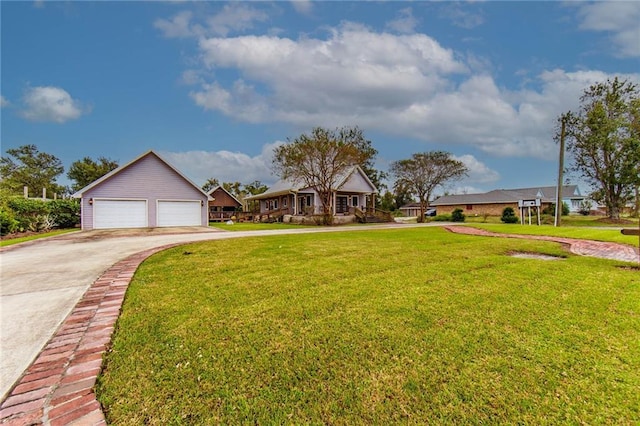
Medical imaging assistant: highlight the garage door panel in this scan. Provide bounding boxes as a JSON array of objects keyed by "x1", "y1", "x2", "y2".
[
  {"x1": 94, "y1": 200, "x2": 147, "y2": 229},
  {"x1": 158, "y1": 200, "x2": 201, "y2": 227}
]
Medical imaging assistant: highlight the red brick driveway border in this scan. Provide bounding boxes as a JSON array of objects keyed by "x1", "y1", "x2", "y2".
[
  {"x1": 0, "y1": 243, "x2": 182, "y2": 426},
  {"x1": 2, "y1": 226, "x2": 637, "y2": 425},
  {"x1": 444, "y1": 225, "x2": 640, "y2": 263}
]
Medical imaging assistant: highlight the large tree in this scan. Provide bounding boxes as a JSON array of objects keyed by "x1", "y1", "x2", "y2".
[
  {"x1": 272, "y1": 126, "x2": 374, "y2": 224},
  {"x1": 0, "y1": 144, "x2": 64, "y2": 196},
  {"x1": 560, "y1": 77, "x2": 640, "y2": 220},
  {"x1": 390, "y1": 151, "x2": 468, "y2": 223},
  {"x1": 67, "y1": 156, "x2": 119, "y2": 192}
]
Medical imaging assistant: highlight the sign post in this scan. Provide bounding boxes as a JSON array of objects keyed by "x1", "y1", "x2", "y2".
[
  {"x1": 518, "y1": 199, "x2": 541, "y2": 225},
  {"x1": 621, "y1": 222, "x2": 640, "y2": 266}
]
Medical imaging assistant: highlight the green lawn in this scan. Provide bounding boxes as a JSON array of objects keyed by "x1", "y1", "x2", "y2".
[
  {"x1": 97, "y1": 228, "x2": 639, "y2": 424},
  {"x1": 210, "y1": 222, "x2": 317, "y2": 231},
  {"x1": 466, "y1": 223, "x2": 639, "y2": 245},
  {"x1": 0, "y1": 228, "x2": 77, "y2": 247}
]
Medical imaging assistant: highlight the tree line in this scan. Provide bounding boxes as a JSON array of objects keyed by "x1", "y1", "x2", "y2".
[{"x1": 1, "y1": 77, "x2": 638, "y2": 225}]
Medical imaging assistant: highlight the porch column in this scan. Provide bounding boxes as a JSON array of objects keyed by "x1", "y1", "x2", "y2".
[{"x1": 332, "y1": 192, "x2": 336, "y2": 215}]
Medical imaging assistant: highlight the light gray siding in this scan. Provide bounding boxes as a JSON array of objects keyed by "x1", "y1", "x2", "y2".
[
  {"x1": 340, "y1": 170, "x2": 374, "y2": 193},
  {"x1": 80, "y1": 153, "x2": 207, "y2": 230}
]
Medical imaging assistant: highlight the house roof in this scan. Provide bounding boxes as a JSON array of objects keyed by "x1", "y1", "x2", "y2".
[
  {"x1": 245, "y1": 165, "x2": 377, "y2": 200},
  {"x1": 72, "y1": 150, "x2": 211, "y2": 199},
  {"x1": 431, "y1": 185, "x2": 583, "y2": 206},
  {"x1": 207, "y1": 186, "x2": 242, "y2": 205}
]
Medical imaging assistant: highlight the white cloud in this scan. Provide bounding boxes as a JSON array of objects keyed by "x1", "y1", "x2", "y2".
[
  {"x1": 178, "y1": 21, "x2": 639, "y2": 160},
  {"x1": 155, "y1": 4, "x2": 268, "y2": 39},
  {"x1": 154, "y1": 11, "x2": 197, "y2": 38},
  {"x1": 439, "y1": 4, "x2": 484, "y2": 29},
  {"x1": 385, "y1": 8, "x2": 419, "y2": 34},
  {"x1": 291, "y1": 0, "x2": 313, "y2": 15},
  {"x1": 20, "y1": 86, "x2": 86, "y2": 123},
  {"x1": 575, "y1": 1, "x2": 640, "y2": 57},
  {"x1": 160, "y1": 142, "x2": 283, "y2": 187},
  {"x1": 0, "y1": 95, "x2": 9, "y2": 108},
  {"x1": 453, "y1": 154, "x2": 500, "y2": 184},
  {"x1": 207, "y1": 4, "x2": 268, "y2": 37}
]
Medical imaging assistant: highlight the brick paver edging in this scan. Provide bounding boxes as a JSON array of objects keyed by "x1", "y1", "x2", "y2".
[
  {"x1": 444, "y1": 226, "x2": 640, "y2": 263},
  {"x1": 0, "y1": 243, "x2": 182, "y2": 426}
]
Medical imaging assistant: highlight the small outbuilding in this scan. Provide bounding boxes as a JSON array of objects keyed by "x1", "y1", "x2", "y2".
[
  {"x1": 207, "y1": 186, "x2": 243, "y2": 222},
  {"x1": 73, "y1": 150, "x2": 209, "y2": 230}
]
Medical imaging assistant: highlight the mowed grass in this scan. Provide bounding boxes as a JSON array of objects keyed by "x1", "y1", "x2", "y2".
[
  {"x1": 97, "y1": 228, "x2": 640, "y2": 424},
  {"x1": 210, "y1": 222, "x2": 317, "y2": 231},
  {"x1": 467, "y1": 223, "x2": 639, "y2": 245}
]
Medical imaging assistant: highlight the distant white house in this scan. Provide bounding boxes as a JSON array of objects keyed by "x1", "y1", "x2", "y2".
[{"x1": 401, "y1": 185, "x2": 586, "y2": 217}]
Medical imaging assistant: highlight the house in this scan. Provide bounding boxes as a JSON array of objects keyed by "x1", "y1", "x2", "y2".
[
  {"x1": 207, "y1": 186, "x2": 242, "y2": 222},
  {"x1": 399, "y1": 203, "x2": 436, "y2": 217},
  {"x1": 244, "y1": 165, "x2": 379, "y2": 222},
  {"x1": 428, "y1": 185, "x2": 586, "y2": 216},
  {"x1": 73, "y1": 150, "x2": 210, "y2": 230}
]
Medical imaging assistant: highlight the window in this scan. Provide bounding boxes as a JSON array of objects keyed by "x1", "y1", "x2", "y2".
[
  {"x1": 306, "y1": 195, "x2": 312, "y2": 206},
  {"x1": 283, "y1": 197, "x2": 288, "y2": 207},
  {"x1": 466, "y1": 204, "x2": 473, "y2": 210},
  {"x1": 273, "y1": 199, "x2": 279, "y2": 209},
  {"x1": 352, "y1": 196, "x2": 358, "y2": 207}
]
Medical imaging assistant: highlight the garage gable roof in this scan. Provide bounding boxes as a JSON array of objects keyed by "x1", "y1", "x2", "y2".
[{"x1": 72, "y1": 150, "x2": 210, "y2": 199}]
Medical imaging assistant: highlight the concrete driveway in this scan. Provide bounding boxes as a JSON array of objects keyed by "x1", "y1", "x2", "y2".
[{"x1": 0, "y1": 223, "x2": 422, "y2": 401}]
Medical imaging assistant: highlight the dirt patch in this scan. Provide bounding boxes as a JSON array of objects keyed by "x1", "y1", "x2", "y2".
[{"x1": 509, "y1": 251, "x2": 564, "y2": 261}]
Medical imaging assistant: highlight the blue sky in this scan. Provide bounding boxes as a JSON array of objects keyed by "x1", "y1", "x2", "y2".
[{"x1": 2, "y1": 1, "x2": 639, "y2": 195}]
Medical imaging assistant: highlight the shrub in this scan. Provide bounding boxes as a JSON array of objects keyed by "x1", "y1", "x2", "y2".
[
  {"x1": 542, "y1": 202, "x2": 570, "y2": 216},
  {"x1": 49, "y1": 199, "x2": 81, "y2": 229},
  {"x1": 578, "y1": 200, "x2": 592, "y2": 216},
  {"x1": 0, "y1": 207, "x2": 18, "y2": 235},
  {"x1": 501, "y1": 207, "x2": 519, "y2": 224},
  {"x1": 7, "y1": 197, "x2": 51, "y2": 232},
  {"x1": 432, "y1": 214, "x2": 452, "y2": 222},
  {"x1": 451, "y1": 208, "x2": 465, "y2": 222}
]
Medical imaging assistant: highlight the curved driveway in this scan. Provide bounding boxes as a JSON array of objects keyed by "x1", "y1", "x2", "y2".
[{"x1": 0, "y1": 223, "x2": 416, "y2": 401}]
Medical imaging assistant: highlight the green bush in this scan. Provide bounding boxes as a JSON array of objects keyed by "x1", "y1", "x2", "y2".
[
  {"x1": 7, "y1": 197, "x2": 51, "y2": 232},
  {"x1": 0, "y1": 197, "x2": 80, "y2": 234},
  {"x1": 501, "y1": 207, "x2": 519, "y2": 224},
  {"x1": 432, "y1": 214, "x2": 452, "y2": 222},
  {"x1": 49, "y1": 199, "x2": 80, "y2": 229},
  {"x1": 451, "y1": 208, "x2": 465, "y2": 222},
  {"x1": 0, "y1": 207, "x2": 19, "y2": 235},
  {"x1": 542, "y1": 202, "x2": 570, "y2": 216}
]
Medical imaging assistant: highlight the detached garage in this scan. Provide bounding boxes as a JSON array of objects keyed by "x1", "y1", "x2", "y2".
[{"x1": 73, "y1": 150, "x2": 209, "y2": 230}]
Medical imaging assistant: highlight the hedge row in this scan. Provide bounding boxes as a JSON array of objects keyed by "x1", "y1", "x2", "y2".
[{"x1": 0, "y1": 197, "x2": 80, "y2": 236}]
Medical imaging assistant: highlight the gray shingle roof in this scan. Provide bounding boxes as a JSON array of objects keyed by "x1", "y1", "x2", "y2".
[{"x1": 431, "y1": 185, "x2": 583, "y2": 206}]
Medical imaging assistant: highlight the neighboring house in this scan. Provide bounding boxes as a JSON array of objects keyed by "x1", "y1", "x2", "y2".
[
  {"x1": 207, "y1": 186, "x2": 242, "y2": 222},
  {"x1": 428, "y1": 185, "x2": 586, "y2": 216},
  {"x1": 244, "y1": 165, "x2": 378, "y2": 220},
  {"x1": 73, "y1": 150, "x2": 210, "y2": 230},
  {"x1": 398, "y1": 203, "x2": 436, "y2": 217}
]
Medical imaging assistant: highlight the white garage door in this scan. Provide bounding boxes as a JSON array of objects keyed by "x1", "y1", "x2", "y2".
[
  {"x1": 157, "y1": 200, "x2": 202, "y2": 227},
  {"x1": 94, "y1": 200, "x2": 147, "y2": 229}
]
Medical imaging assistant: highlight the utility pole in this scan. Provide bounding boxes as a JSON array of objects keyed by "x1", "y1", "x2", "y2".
[{"x1": 555, "y1": 116, "x2": 566, "y2": 227}]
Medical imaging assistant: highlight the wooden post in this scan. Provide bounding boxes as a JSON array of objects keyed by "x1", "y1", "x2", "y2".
[
  {"x1": 555, "y1": 116, "x2": 566, "y2": 227},
  {"x1": 621, "y1": 223, "x2": 640, "y2": 266},
  {"x1": 24, "y1": 186, "x2": 28, "y2": 198},
  {"x1": 42, "y1": 187, "x2": 46, "y2": 200}
]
